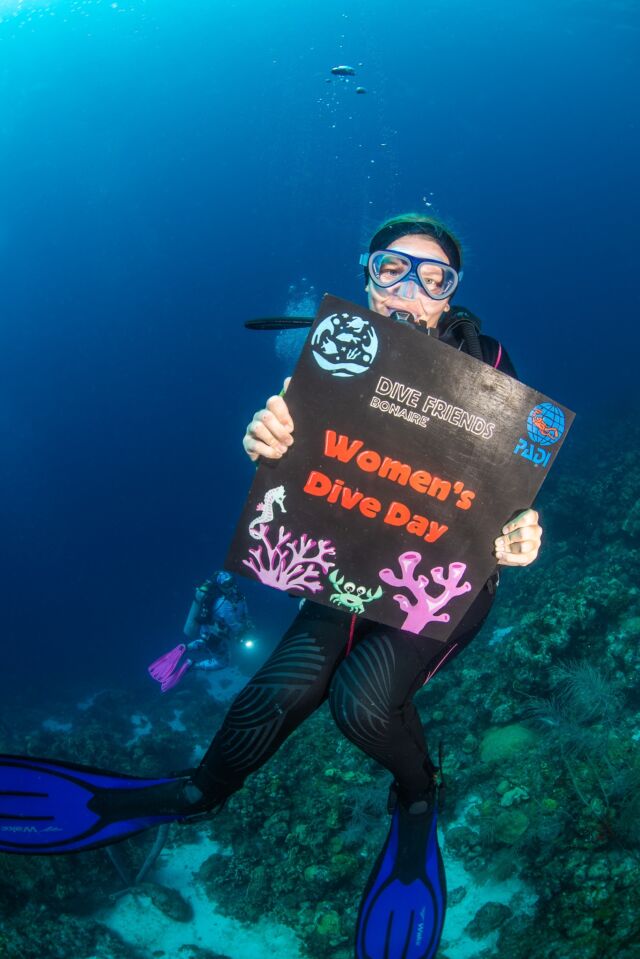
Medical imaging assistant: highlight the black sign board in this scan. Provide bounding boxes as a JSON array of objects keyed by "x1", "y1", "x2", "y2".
[{"x1": 226, "y1": 295, "x2": 575, "y2": 642}]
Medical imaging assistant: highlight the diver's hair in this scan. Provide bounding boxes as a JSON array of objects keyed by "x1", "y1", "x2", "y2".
[{"x1": 366, "y1": 213, "x2": 463, "y2": 276}]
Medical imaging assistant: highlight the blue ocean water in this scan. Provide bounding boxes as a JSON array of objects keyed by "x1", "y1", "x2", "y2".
[
  {"x1": 2, "y1": 0, "x2": 636, "y2": 699},
  {"x1": 0, "y1": 3, "x2": 639, "y2": 956}
]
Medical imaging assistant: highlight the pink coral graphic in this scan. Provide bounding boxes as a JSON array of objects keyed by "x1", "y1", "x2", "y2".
[
  {"x1": 379, "y1": 551, "x2": 472, "y2": 634},
  {"x1": 243, "y1": 523, "x2": 335, "y2": 593}
]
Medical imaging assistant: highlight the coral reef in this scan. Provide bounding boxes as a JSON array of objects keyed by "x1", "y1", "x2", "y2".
[
  {"x1": 418, "y1": 417, "x2": 640, "y2": 957},
  {"x1": 479, "y1": 723, "x2": 539, "y2": 764}
]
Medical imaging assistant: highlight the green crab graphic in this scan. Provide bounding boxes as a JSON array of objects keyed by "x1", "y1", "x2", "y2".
[{"x1": 328, "y1": 568, "x2": 383, "y2": 614}]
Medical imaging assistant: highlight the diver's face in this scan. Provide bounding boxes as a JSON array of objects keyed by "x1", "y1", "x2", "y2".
[{"x1": 366, "y1": 234, "x2": 452, "y2": 332}]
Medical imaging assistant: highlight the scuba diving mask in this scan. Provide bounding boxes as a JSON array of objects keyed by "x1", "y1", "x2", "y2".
[{"x1": 360, "y1": 249, "x2": 462, "y2": 301}]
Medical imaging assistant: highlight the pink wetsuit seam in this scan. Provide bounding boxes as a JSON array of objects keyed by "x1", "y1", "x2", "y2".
[
  {"x1": 345, "y1": 614, "x2": 357, "y2": 657},
  {"x1": 423, "y1": 643, "x2": 459, "y2": 686}
]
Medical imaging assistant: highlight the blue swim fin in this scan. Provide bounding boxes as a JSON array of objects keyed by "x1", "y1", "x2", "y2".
[
  {"x1": 0, "y1": 754, "x2": 200, "y2": 855},
  {"x1": 355, "y1": 786, "x2": 446, "y2": 959}
]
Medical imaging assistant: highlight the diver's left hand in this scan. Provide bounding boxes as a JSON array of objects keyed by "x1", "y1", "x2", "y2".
[{"x1": 494, "y1": 509, "x2": 542, "y2": 567}]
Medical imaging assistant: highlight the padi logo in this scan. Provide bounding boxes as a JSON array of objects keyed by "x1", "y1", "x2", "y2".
[
  {"x1": 311, "y1": 312, "x2": 378, "y2": 378},
  {"x1": 514, "y1": 403, "x2": 565, "y2": 469}
]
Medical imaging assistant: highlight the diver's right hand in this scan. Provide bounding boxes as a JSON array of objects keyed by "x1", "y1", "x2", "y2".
[{"x1": 243, "y1": 378, "x2": 294, "y2": 462}]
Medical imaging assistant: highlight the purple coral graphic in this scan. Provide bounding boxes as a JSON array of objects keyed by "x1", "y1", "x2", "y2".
[
  {"x1": 243, "y1": 523, "x2": 335, "y2": 593},
  {"x1": 379, "y1": 551, "x2": 472, "y2": 634}
]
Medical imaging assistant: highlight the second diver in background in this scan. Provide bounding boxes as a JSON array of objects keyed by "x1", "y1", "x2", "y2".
[{"x1": 148, "y1": 571, "x2": 254, "y2": 692}]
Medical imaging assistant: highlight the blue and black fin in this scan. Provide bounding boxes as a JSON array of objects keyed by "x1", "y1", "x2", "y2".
[
  {"x1": 0, "y1": 754, "x2": 199, "y2": 855},
  {"x1": 355, "y1": 784, "x2": 446, "y2": 959}
]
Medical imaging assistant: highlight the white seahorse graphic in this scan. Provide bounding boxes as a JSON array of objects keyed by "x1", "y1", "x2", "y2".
[{"x1": 249, "y1": 485, "x2": 287, "y2": 538}]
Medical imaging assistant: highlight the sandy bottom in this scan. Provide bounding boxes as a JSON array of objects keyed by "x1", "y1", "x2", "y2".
[
  {"x1": 441, "y1": 841, "x2": 538, "y2": 957},
  {"x1": 96, "y1": 830, "x2": 308, "y2": 959}
]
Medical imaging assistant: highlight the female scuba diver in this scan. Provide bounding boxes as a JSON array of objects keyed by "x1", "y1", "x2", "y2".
[{"x1": 0, "y1": 214, "x2": 543, "y2": 959}]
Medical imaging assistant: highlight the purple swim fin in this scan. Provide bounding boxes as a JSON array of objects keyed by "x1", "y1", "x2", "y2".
[
  {"x1": 148, "y1": 644, "x2": 186, "y2": 683},
  {"x1": 160, "y1": 659, "x2": 192, "y2": 692}
]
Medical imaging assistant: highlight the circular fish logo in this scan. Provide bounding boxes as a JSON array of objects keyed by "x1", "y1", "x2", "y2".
[
  {"x1": 526, "y1": 403, "x2": 565, "y2": 446},
  {"x1": 311, "y1": 312, "x2": 378, "y2": 378}
]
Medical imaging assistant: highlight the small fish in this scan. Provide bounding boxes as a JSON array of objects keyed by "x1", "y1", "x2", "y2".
[{"x1": 356, "y1": 86, "x2": 367, "y2": 94}]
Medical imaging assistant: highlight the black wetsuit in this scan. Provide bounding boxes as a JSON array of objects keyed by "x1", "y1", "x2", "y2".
[{"x1": 193, "y1": 330, "x2": 517, "y2": 805}]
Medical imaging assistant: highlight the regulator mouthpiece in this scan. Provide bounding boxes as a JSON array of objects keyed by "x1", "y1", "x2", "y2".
[{"x1": 390, "y1": 310, "x2": 415, "y2": 325}]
